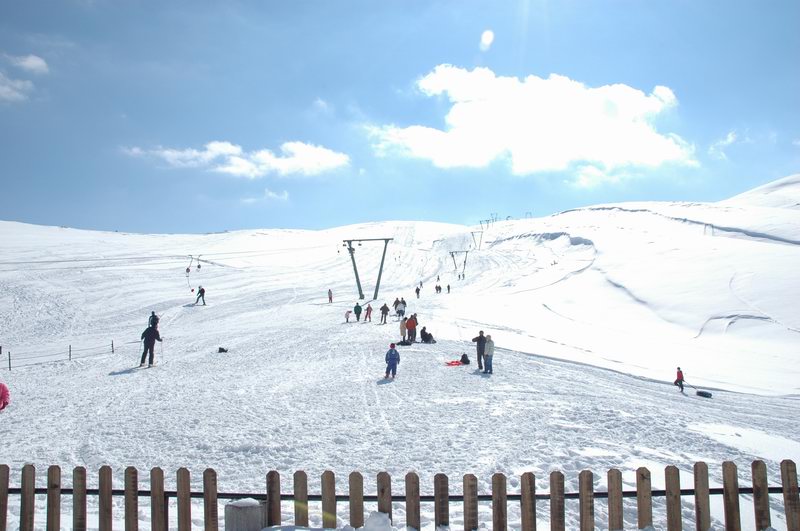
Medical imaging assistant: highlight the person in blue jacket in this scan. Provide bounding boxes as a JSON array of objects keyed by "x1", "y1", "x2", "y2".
[{"x1": 385, "y1": 343, "x2": 400, "y2": 379}]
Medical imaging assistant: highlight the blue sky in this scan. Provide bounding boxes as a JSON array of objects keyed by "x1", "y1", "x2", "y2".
[{"x1": 1, "y1": 0, "x2": 798, "y2": 233}]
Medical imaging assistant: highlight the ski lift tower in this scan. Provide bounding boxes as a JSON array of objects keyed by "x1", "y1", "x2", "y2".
[
  {"x1": 342, "y1": 238, "x2": 394, "y2": 300},
  {"x1": 450, "y1": 250, "x2": 470, "y2": 278}
]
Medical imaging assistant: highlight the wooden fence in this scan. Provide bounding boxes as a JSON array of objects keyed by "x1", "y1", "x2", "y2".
[{"x1": 1, "y1": 460, "x2": 798, "y2": 530}]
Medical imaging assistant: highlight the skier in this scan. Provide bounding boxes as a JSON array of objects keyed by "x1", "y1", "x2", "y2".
[
  {"x1": 328, "y1": 289, "x2": 333, "y2": 303},
  {"x1": 148, "y1": 311, "x2": 159, "y2": 328},
  {"x1": 400, "y1": 317, "x2": 408, "y2": 342},
  {"x1": 345, "y1": 310, "x2": 352, "y2": 323},
  {"x1": 397, "y1": 299, "x2": 406, "y2": 318},
  {"x1": 472, "y1": 330, "x2": 487, "y2": 370},
  {"x1": 420, "y1": 326, "x2": 436, "y2": 344},
  {"x1": 406, "y1": 314, "x2": 418, "y2": 342},
  {"x1": 385, "y1": 343, "x2": 400, "y2": 379},
  {"x1": 354, "y1": 302, "x2": 362, "y2": 322},
  {"x1": 140, "y1": 325, "x2": 162, "y2": 367},
  {"x1": 415, "y1": 286, "x2": 420, "y2": 298},
  {"x1": 437, "y1": 275, "x2": 440, "y2": 282},
  {"x1": 674, "y1": 367, "x2": 685, "y2": 392},
  {"x1": 483, "y1": 335, "x2": 495, "y2": 374},
  {"x1": 379, "y1": 303, "x2": 390, "y2": 324},
  {"x1": 392, "y1": 297, "x2": 400, "y2": 312},
  {"x1": 364, "y1": 303, "x2": 373, "y2": 322},
  {"x1": 0, "y1": 382, "x2": 9, "y2": 411},
  {"x1": 447, "y1": 284, "x2": 450, "y2": 294},
  {"x1": 195, "y1": 286, "x2": 206, "y2": 305}
]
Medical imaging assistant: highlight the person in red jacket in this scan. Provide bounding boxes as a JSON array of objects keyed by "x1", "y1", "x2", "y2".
[
  {"x1": 674, "y1": 367, "x2": 684, "y2": 392},
  {"x1": 406, "y1": 314, "x2": 418, "y2": 342}
]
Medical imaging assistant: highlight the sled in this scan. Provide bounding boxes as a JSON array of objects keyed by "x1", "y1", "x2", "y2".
[
  {"x1": 445, "y1": 361, "x2": 462, "y2": 366},
  {"x1": 696, "y1": 390, "x2": 713, "y2": 398}
]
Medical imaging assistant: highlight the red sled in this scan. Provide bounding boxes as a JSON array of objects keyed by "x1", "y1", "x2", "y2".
[{"x1": 445, "y1": 361, "x2": 462, "y2": 366}]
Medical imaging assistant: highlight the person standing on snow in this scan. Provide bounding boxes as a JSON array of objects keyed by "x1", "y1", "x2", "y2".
[
  {"x1": 195, "y1": 286, "x2": 206, "y2": 305},
  {"x1": 472, "y1": 330, "x2": 487, "y2": 371},
  {"x1": 140, "y1": 325, "x2": 162, "y2": 367},
  {"x1": 397, "y1": 299, "x2": 406, "y2": 318},
  {"x1": 379, "y1": 303, "x2": 390, "y2": 324},
  {"x1": 674, "y1": 367, "x2": 685, "y2": 392},
  {"x1": 364, "y1": 303, "x2": 373, "y2": 322},
  {"x1": 385, "y1": 343, "x2": 400, "y2": 379},
  {"x1": 345, "y1": 310, "x2": 352, "y2": 323},
  {"x1": 328, "y1": 289, "x2": 333, "y2": 303},
  {"x1": 406, "y1": 313, "x2": 418, "y2": 342},
  {"x1": 354, "y1": 302, "x2": 363, "y2": 322},
  {"x1": 483, "y1": 335, "x2": 495, "y2": 374},
  {"x1": 447, "y1": 284, "x2": 450, "y2": 294},
  {"x1": 0, "y1": 382, "x2": 10, "y2": 411},
  {"x1": 392, "y1": 297, "x2": 400, "y2": 312},
  {"x1": 148, "y1": 311, "x2": 159, "y2": 328},
  {"x1": 400, "y1": 317, "x2": 408, "y2": 342},
  {"x1": 415, "y1": 286, "x2": 420, "y2": 298}
]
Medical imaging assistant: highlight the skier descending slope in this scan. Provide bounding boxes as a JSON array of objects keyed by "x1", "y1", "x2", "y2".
[
  {"x1": 385, "y1": 343, "x2": 400, "y2": 379},
  {"x1": 140, "y1": 325, "x2": 162, "y2": 367}
]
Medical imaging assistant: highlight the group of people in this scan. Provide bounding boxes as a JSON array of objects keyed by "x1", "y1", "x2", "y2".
[
  {"x1": 433, "y1": 284, "x2": 449, "y2": 294},
  {"x1": 345, "y1": 302, "x2": 375, "y2": 323},
  {"x1": 471, "y1": 330, "x2": 496, "y2": 374}
]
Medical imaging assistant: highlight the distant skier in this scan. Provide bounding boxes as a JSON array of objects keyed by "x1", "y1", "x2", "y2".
[
  {"x1": 400, "y1": 317, "x2": 408, "y2": 342},
  {"x1": 379, "y1": 303, "x2": 390, "y2": 324},
  {"x1": 472, "y1": 330, "x2": 487, "y2": 371},
  {"x1": 140, "y1": 325, "x2": 162, "y2": 367},
  {"x1": 354, "y1": 302, "x2": 362, "y2": 322},
  {"x1": 364, "y1": 303, "x2": 373, "y2": 322},
  {"x1": 328, "y1": 289, "x2": 333, "y2": 303},
  {"x1": 447, "y1": 284, "x2": 450, "y2": 294},
  {"x1": 0, "y1": 382, "x2": 9, "y2": 411},
  {"x1": 415, "y1": 286, "x2": 420, "y2": 298},
  {"x1": 674, "y1": 367, "x2": 685, "y2": 392},
  {"x1": 385, "y1": 343, "x2": 400, "y2": 379},
  {"x1": 437, "y1": 275, "x2": 440, "y2": 282},
  {"x1": 345, "y1": 310, "x2": 352, "y2": 323},
  {"x1": 148, "y1": 311, "x2": 159, "y2": 328},
  {"x1": 195, "y1": 286, "x2": 206, "y2": 305},
  {"x1": 483, "y1": 335, "x2": 495, "y2": 374}
]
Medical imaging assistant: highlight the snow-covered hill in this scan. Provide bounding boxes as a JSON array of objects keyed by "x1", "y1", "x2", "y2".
[{"x1": 1, "y1": 175, "x2": 799, "y2": 530}]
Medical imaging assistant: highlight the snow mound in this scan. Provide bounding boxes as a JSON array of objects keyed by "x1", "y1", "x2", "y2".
[{"x1": 722, "y1": 173, "x2": 800, "y2": 209}]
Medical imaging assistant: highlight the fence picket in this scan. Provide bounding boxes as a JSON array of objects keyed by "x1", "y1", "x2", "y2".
[
  {"x1": 434, "y1": 473, "x2": 449, "y2": 528},
  {"x1": 493, "y1": 473, "x2": 508, "y2": 531},
  {"x1": 377, "y1": 472, "x2": 392, "y2": 520},
  {"x1": 405, "y1": 472, "x2": 420, "y2": 531},
  {"x1": 177, "y1": 468, "x2": 191, "y2": 531},
  {"x1": 46, "y1": 465, "x2": 60, "y2": 531},
  {"x1": 694, "y1": 462, "x2": 710, "y2": 531},
  {"x1": 636, "y1": 467, "x2": 653, "y2": 530},
  {"x1": 665, "y1": 466, "x2": 682, "y2": 531},
  {"x1": 203, "y1": 468, "x2": 219, "y2": 531},
  {"x1": 321, "y1": 470, "x2": 336, "y2": 529},
  {"x1": 607, "y1": 469, "x2": 622, "y2": 531},
  {"x1": 151, "y1": 467, "x2": 166, "y2": 531},
  {"x1": 579, "y1": 470, "x2": 594, "y2": 531},
  {"x1": 781, "y1": 460, "x2": 799, "y2": 531},
  {"x1": 723, "y1": 461, "x2": 742, "y2": 531},
  {"x1": 520, "y1": 472, "x2": 536, "y2": 531},
  {"x1": 99, "y1": 465, "x2": 112, "y2": 531},
  {"x1": 550, "y1": 471, "x2": 565, "y2": 531},
  {"x1": 266, "y1": 470, "x2": 281, "y2": 527},
  {"x1": 73, "y1": 466, "x2": 87, "y2": 531},
  {"x1": 348, "y1": 472, "x2": 363, "y2": 528},
  {"x1": 20, "y1": 464, "x2": 34, "y2": 531},
  {"x1": 751, "y1": 460, "x2": 770, "y2": 531},
  {"x1": 0, "y1": 464, "x2": 8, "y2": 531},
  {"x1": 295, "y1": 470, "x2": 309, "y2": 527},
  {"x1": 463, "y1": 474, "x2": 478, "y2": 531},
  {"x1": 125, "y1": 466, "x2": 138, "y2": 531}
]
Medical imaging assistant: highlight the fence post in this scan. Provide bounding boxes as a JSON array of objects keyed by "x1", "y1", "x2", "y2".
[
  {"x1": 46, "y1": 465, "x2": 61, "y2": 531},
  {"x1": 7, "y1": 350, "x2": 10, "y2": 371},
  {"x1": 751, "y1": 460, "x2": 771, "y2": 531},
  {"x1": 266, "y1": 471, "x2": 281, "y2": 527},
  {"x1": 722, "y1": 461, "x2": 741, "y2": 531},
  {"x1": 99, "y1": 465, "x2": 112, "y2": 531},
  {"x1": 203, "y1": 468, "x2": 219, "y2": 531},
  {"x1": 579, "y1": 470, "x2": 594, "y2": 531},
  {"x1": 781, "y1": 460, "x2": 799, "y2": 531},
  {"x1": 0, "y1": 464, "x2": 8, "y2": 531},
  {"x1": 348, "y1": 472, "x2": 363, "y2": 528},
  {"x1": 295, "y1": 470, "x2": 309, "y2": 527},
  {"x1": 125, "y1": 466, "x2": 138, "y2": 531},
  {"x1": 520, "y1": 472, "x2": 536, "y2": 531},
  {"x1": 607, "y1": 469, "x2": 622, "y2": 531},
  {"x1": 637, "y1": 467, "x2": 653, "y2": 530},
  {"x1": 665, "y1": 466, "x2": 682, "y2": 531},
  {"x1": 321, "y1": 470, "x2": 336, "y2": 529},
  {"x1": 550, "y1": 471, "x2": 565, "y2": 531},
  {"x1": 434, "y1": 473, "x2": 449, "y2": 528},
  {"x1": 112, "y1": 341, "x2": 115, "y2": 354},
  {"x1": 177, "y1": 467, "x2": 191, "y2": 531},
  {"x1": 73, "y1": 466, "x2": 87, "y2": 531},
  {"x1": 694, "y1": 462, "x2": 710, "y2": 531},
  {"x1": 377, "y1": 472, "x2": 392, "y2": 521},
  {"x1": 493, "y1": 473, "x2": 508, "y2": 531},
  {"x1": 405, "y1": 472, "x2": 420, "y2": 531},
  {"x1": 151, "y1": 467, "x2": 167, "y2": 531},
  {"x1": 463, "y1": 474, "x2": 478, "y2": 531},
  {"x1": 20, "y1": 464, "x2": 35, "y2": 531},
  {"x1": 69, "y1": 345, "x2": 71, "y2": 361}
]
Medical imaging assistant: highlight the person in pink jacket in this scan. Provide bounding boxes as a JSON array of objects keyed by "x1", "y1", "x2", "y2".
[{"x1": 0, "y1": 382, "x2": 10, "y2": 411}]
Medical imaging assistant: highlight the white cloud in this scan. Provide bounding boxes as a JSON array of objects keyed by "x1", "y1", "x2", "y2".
[
  {"x1": 368, "y1": 65, "x2": 696, "y2": 185},
  {"x1": 6, "y1": 54, "x2": 49, "y2": 74},
  {"x1": 241, "y1": 188, "x2": 289, "y2": 204},
  {"x1": 313, "y1": 97, "x2": 332, "y2": 114},
  {"x1": 791, "y1": 139, "x2": 800, "y2": 147},
  {"x1": 0, "y1": 72, "x2": 34, "y2": 102},
  {"x1": 127, "y1": 140, "x2": 349, "y2": 178},
  {"x1": 480, "y1": 30, "x2": 495, "y2": 52},
  {"x1": 708, "y1": 130, "x2": 750, "y2": 160}
]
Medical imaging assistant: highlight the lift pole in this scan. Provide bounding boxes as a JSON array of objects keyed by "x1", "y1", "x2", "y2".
[
  {"x1": 342, "y1": 238, "x2": 394, "y2": 300},
  {"x1": 344, "y1": 240, "x2": 364, "y2": 299}
]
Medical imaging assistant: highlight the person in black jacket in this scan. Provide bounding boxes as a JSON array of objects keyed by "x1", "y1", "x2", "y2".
[
  {"x1": 472, "y1": 330, "x2": 486, "y2": 370},
  {"x1": 195, "y1": 286, "x2": 206, "y2": 305},
  {"x1": 140, "y1": 325, "x2": 162, "y2": 367},
  {"x1": 148, "y1": 311, "x2": 159, "y2": 328}
]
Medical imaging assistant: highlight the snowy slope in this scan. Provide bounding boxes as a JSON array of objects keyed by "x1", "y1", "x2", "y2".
[{"x1": 0, "y1": 177, "x2": 799, "y2": 530}]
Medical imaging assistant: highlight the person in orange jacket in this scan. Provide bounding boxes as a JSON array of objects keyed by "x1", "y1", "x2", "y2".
[
  {"x1": 674, "y1": 367, "x2": 685, "y2": 392},
  {"x1": 406, "y1": 314, "x2": 418, "y2": 342}
]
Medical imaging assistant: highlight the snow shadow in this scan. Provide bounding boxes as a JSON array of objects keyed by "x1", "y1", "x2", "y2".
[
  {"x1": 376, "y1": 378, "x2": 394, "y2": 385},
  {"x1": 108, "y1": 367, "x2": 140, "y2": 376}
]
